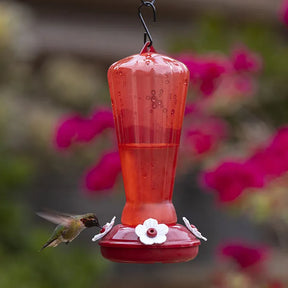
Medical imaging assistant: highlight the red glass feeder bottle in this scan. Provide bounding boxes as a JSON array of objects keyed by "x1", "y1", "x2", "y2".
[{"x1": 99, "y1": 43, "x2": 201, "y2": 263}]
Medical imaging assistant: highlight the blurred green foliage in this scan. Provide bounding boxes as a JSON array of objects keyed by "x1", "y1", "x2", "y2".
[
  {"x1": 0, "y1": 2, "x2": 107, "y2": 288},
  {"x1": 0, "y1": 148, "x2": 106, "y2": 287}
]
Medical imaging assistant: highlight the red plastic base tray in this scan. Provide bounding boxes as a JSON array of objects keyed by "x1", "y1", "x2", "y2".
[{"x1": 99, "y1": 224, "x2": 200, "y2": 263}]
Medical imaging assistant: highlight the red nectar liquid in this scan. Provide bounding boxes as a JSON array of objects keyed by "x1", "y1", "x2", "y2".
[{"x1": 119, "y1": 143, "x2": 178, "y2": 225}]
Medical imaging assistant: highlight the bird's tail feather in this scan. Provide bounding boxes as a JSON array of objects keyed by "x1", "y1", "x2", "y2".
[{"x1": 40, "y1": 238, "x2": 59, "y2": 251}]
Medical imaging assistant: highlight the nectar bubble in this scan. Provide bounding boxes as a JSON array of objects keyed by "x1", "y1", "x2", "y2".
[{"x1": 151, "y1": 96, "x2": 157, "y2": 102}]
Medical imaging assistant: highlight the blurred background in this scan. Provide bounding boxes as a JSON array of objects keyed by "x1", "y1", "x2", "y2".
[{"x1": 2, "y1": 0, "x2": 288, "y2": 287}]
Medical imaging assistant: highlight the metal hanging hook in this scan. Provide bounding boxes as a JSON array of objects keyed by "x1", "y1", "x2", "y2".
[{"x1": 138, "y1": 1, "x2": 157, "y2": 47}]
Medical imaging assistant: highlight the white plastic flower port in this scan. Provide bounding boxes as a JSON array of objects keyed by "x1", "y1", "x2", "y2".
[
  {"x1": 92, "y1": 216, "x2": 116, "y2": 242},
  {"x1": 183, "y1": 217, "x2": 207, "y2": 241},
  {"x1": 135, "y1": 218, "x2": 169, "y2": 245}
]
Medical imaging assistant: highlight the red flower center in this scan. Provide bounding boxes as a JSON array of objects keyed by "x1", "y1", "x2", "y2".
[
  {"x1": 100, "y1": 227, "x2": 106, "y2": 233},
  {"x1": 147, "y1": 228, "x2": 157, "y2": 238}
]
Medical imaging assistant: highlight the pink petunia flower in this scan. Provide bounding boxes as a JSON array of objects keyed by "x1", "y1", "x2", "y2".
[
  {"x1": 54, "y1": 114, "x2": 83, "y2": 149},
  {"x1": 201, "y1": 125, "x2": 288, "y2": 203},
  {"x1": 270, "y1": 126, "x2": 288, "y2": 151},
  {"x1": 247, "y1": 126, "x2": 288, "y2": 180},
  {"x1": 231, "y1": 46, "x2": 262, "y2": 73},
  {"x1": 54, "y1": 108, "x2": 114, "y2": 150},
  {"x1": 232, "y1": 74, "x2": 255, "y2": 95},
  {"x1": 219, "y1": 241, "x2": 269, "y2": 270},
  {"x1": 177, "y1": 54, "x2": 228, "y2": 97},
  {"x1": 184, "y1": 116, "x2": 227, "y2": 155},
  {"x1": 184, "y1": 102, "x2": 199, "y2": 116},
  {"x1": 247, "y1": 148, "x2": 288, "y2": 180},
  {"x1": 202, "y1": 161, "x2": 265, "y2": 203},
  {"x1": 84, "y1": 151, "x2": 121, "y2": 193},
  {"x1": 91, "y1": 109, "x2": 115, "y2": 134},
  {"x1": 279, "y1": 0, "x2": 288, "y2": 26},
  {"x1": 267, "y1": 280, "x2": 285, "y2": 288}
]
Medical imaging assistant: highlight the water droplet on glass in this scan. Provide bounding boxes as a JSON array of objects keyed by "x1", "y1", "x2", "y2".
[
  {"x1": 146, "y1": 95, "x2": 151, "y2": 100},
  {"x1": 184, "y1": 79, "x2": 188, "y2": 86},
  {"x1": 162, "y1": 108, "x2": 168, "y2": 113},
  {"x1": 171, "y1": 109, "x2": 175, "y2": 115},
  {"x1": 151, "y1": 96, "x2": 157, "y2": 102},
  {"x1": 151, "y1": 90, "x2": 156, "y2": 96},
  {"x1": 152, "y1": 103, "x2": 157, "y2": 109}
]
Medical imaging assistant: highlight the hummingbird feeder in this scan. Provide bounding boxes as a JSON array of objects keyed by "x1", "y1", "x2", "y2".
[{"x1": 95, "y1": 0, "x2": 206, "y2": 263}]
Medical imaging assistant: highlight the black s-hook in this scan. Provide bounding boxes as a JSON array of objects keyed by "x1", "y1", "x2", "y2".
[{"x1": 138, "y1": 1, "x2": 157, "y2": 47}]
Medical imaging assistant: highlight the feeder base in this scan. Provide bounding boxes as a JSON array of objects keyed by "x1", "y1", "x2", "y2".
[{"x1": 99, "y1": 224, "x2": 200, "y2": 263}]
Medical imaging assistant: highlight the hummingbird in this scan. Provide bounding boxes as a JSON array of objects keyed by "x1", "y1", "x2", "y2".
[{"x1": 37, "y1": 211, "x2": 101, "y2": 251}]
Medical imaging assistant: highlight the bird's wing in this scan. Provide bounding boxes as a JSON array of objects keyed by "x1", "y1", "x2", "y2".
[{"x1": 37, "y1": 211, "x2": 73, "y2": 226}]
